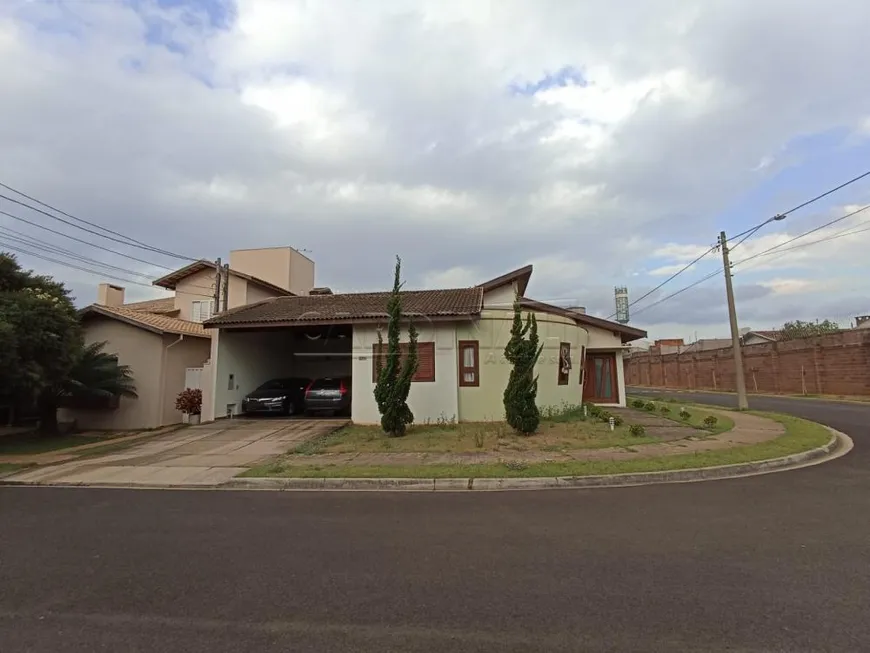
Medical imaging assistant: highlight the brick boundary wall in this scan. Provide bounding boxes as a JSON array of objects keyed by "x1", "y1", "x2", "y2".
[{"x1": 625, "y1": 329, "x2": 870, "y2": 397}]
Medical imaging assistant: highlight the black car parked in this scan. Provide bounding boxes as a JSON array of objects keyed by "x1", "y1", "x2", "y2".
[
  {"x1": 241, "y1": 377, "x2": 310, "y2": 416},
  {"x1": 304, "y1": 377, "x2": 351, "y2": 416}
]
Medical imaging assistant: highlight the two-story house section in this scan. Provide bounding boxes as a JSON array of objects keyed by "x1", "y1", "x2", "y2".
[{"x1": 63, "y1": 247, "x2": 315, "y2": 430}]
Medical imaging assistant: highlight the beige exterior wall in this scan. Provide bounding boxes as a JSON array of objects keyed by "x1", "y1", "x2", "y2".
[
  {"x1": 482, "y1": 283, "x2": 516, "y2": 309},
  {"x1": 97, "y1": 283, "x2": 125, "y2": 307},
  {"x1": 229, "y1": 247, "x2": 315, "y2": 295},
  {"x1": 351, "y1": 322, "x2": 459, "y2": 425},
  {"x1": 174, "y1": 269, "x2": 216, "y2": 321},
  {"x1": 61, "y1": 318, "x2": 165, "y2": 430},
  {"x1": 226, "y1": 274, "x2": 248, "y2": 311},
  {"x1": 245, "y1": 282, "x2": 279, "y2": 305},
  {"x1": 456, "y1": 309, "x2": 590, "y2": 421},
  {"x1": 230, "y1": 247, "x2": 291, "y2": 290},
  {"x1": 159, "y1": 335, "x2": 211, "y2": 425},
  {"x1": 289, "y1": 249, "x2": 315, "y2": 295},
  {"x1": 586, "y1": 326, "x2": 623, "y2": 349}
]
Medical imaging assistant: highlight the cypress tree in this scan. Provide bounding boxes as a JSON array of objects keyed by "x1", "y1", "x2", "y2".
[
  {"x1": 503, "y1": 293, "x2": 543, "y2": 434},
  {"x1": 373, "y1": 256, "x2": 418, "y2": 436}
]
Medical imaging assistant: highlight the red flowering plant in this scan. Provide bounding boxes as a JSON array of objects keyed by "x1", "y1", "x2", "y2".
[{"x1": 175, "y1": 388, "x2": 202, "y2": 415}]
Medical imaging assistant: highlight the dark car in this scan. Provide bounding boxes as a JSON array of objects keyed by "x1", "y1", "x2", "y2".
[
  {"x1": 241, "y1": 377, "x2": 310, "y2": 416},
  {"x1": 304, "y1": 377, "x2": 351, "y2": 416}
]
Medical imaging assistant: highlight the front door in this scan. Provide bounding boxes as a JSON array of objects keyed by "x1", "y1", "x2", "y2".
[{"x1": 583, "y1": 353, "x2": 619, "y2": 403}]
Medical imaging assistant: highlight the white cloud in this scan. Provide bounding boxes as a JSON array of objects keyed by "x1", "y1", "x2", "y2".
[
  {"x1": 1, "y1": 0, "x2": 870, "y2": 336},
  {"x1": 421, "y1": 266, "x2": 479, "y2": 289}
]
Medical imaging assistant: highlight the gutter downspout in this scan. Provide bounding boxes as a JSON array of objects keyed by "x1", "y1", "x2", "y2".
[{"x1": 158, "y1": 335, "x2": 185, "y2": 426}]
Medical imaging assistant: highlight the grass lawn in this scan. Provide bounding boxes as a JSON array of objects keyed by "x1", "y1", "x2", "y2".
[
  {"x1": 0, "y1": 462, "x2": 33, "y2": 476},
  {"x1": 296, "y1": 417, "x2": 661, "y2": 456},
  {"x1": 0, "y1": 431, "x2": 130, "y2": 456},
  {"x1": 627, "y1": 396, "x2": 735, "y2": 436},
  {"x1": 243, "y1": 411, "x2": 832, "y2": 479}
]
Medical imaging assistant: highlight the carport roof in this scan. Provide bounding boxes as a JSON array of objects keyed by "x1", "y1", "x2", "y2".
[{"x1": 203, "y1": 288, "x2": 485, "y2": 328}]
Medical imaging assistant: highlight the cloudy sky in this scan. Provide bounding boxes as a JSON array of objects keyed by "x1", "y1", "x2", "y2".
[{"x1": 1, "y1": 0, "x2": 869, "y2": 341}]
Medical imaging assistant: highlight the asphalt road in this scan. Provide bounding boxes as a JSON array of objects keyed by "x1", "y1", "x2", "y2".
[{"x1": 2, "y1": 391, "x2": 869, "y2": 652}]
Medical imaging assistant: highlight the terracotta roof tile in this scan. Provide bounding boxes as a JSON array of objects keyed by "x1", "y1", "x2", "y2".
[
  {"x1": 122, "y1": 297, "x2": 177, "y2": 314},
  {"x1": 82, "y1": 305, "x2": 210, "y2": 337},
  {"x1": 205, "y1": 288, "x2": 484, "y2": 327}
]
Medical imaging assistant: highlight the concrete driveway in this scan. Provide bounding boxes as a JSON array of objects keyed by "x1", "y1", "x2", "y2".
[{"x1": 5, "y1": 418, "x2": 346, "y2": 487}]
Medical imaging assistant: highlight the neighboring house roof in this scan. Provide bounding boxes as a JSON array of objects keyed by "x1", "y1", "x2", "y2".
[
  {"x1": 478, "y1": 265, "x2": 533, "y2": 297},
  {"x1": 519, "y1": 298, "x2": 647, "y2": 343},
  {"x1": 151, "y1": 260, "x2": 295, "y2": 297},
  {"x1": 122, "y1": 297, "x2": 178, "y2": 315},
  {"x1": 204, "y1": 288, "x2": 485, "y2": 328},
  {"x1": 80, "y1": 304, "x2": 209, "y2": 338}
]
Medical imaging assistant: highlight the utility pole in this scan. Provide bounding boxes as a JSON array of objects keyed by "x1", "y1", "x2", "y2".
[
  {"x1": 720, "y1": 231, "x2": 749, "y2": 410},
  {"x1": 213, "y1": 257, "x2": 222, "y2": 313},
  {"x1": 221, "y1": 262, "x2": 229, "y2": 312}
]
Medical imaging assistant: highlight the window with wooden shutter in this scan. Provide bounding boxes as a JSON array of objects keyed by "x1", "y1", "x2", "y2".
[
  {"x1": 191, "y1": 300, "x2": 214, "y2": 323},
  {"x1": 458, "y1": 340, "x2": 479, "y2": 387},
  {"x1": 372, "y1": 342, "x2": 436, "y2": 382},
  {"x1": 578, "y1": 345, "x2": 586, "y2": 386},
  {"x1": 558, "y1": 342, "x2": 571, "y2": 385}
]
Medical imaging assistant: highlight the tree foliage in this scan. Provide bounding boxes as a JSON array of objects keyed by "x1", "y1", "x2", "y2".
[
  {"x1": 373, "y1": 256, "x2": 418, "y2": 437},
  {"x1": 40, "y1": 341, "x2": 138, "y2": 433},
  {"x1": 503, "y1": 294, "x2": 543, "y2": 434},
  {"x1": 780, "y1": 319, "x2": 839, "y2": 340},
  {"x1": 0, "y1": 254, "x2": 81, "y2": 410}
]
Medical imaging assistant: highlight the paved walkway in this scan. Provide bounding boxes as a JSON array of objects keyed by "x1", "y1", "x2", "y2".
[
  {"x1": 278, "y1": 408, "x2": 784, "y2": 467},
  {"x1": 4, "y1": 418, "x2": 347, "y2": 486},
  {"x1": 0, "y1": 425, "x2": 186, "y2": 466}
]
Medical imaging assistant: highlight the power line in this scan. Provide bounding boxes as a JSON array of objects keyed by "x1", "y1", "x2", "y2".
[
  {"x1": 778, "y1": 170, "x2": 870, "y2": 217},
  {"x1": 630, "y1": 269, "x2": 722, "y2": 319},
  {"x1": 0, "y1": 226, "x2": 156, "y2": 280},
  {"x1": 0, "y1": 240, "x2": 157, "y2": 289},
  {"x1": 0, "y1": 240, "x2": 216, "y2": 298},
  {"x1": 731, "y1": 204, "x2": 870, "y2": 268},
  {"x1": 0, "y1": 181, "x2": 197, "y2": 262},
  {"x1": 726, "y1": 169, "x2": 870, "y2": 250},
  {"x1": 735, "y1": 222, "x2": 870, "y2": 272},
  {"x1": 0, "y1": 208, "x2": 175, "y2": 270},
  {"x1": 607, "y1": 244, "x2": 717, "y2": 319},
  {"x1": 629, "y1": 208, "x2": 870, "y2": 318},
  {"x1": 0, "y1": 193, "x2": 197, "y2": 264}
]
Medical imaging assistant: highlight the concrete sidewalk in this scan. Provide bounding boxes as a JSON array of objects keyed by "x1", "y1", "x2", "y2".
[{"x1": 4, "y1": 418, "x2": 346, "y2": 487}]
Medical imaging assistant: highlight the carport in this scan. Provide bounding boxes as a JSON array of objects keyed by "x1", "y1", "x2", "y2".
[{"x1": 206, "y1": 323, "x2": 352, "y2": 420}]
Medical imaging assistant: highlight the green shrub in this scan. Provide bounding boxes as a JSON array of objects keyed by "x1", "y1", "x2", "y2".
[
  {"x1": 586, "y1": 403, "x2": 601, "y2": 418},
  {"x1": 679, "y1": 409, "x2": 691, "y2": 420},
  {"x1": 629, "y1": 424, "x2": 646, "y2": 437},
  {"x1": 598, "y1": 410, "x2": 612, "y2": 423},
  {"x1": 659, "y1": 405, "x2": 671, "y2": 415},
  {"x1": 631, "y1": 399, "x2": 645, "y2": 409},
  {"x1": 703, "y1": 415, "x2": 718, "y2": 427},
  {"x1": 613, "y1": 416, "x2": 624, "y2": 427},
  {"x1": 644, "y1": 402, "x2": 656, "y2": 411}
]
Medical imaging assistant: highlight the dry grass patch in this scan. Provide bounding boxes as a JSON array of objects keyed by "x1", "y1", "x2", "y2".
[{"x1": 299, "y1": 418, "x2": 661, "y2": 455}]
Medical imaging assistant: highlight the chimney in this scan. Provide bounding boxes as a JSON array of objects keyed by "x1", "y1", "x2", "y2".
[
  {"x1": 309, "y1": 287, "x2": 333, "y2": 295},
  {"x1": 97, "y1": 283, "x2": 125, "y2": 307},
  {"x1": 567, "y1": 306, "x2": 586, "y2": 314},
  {"x1": 855, "y1": 315, "x2": 870, "y2": 328}
]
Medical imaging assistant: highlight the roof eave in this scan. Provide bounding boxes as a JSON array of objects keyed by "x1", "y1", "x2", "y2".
[
  {"x1": 204, "y1": 313, "x2": 479, "y2": 330},
  {"x1": 478, "y1": 264, "x2": 534, "y2": 297}
]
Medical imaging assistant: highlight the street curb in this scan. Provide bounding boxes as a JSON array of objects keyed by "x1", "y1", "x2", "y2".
[{"x1": 221, "y1": 427, "x2": 851, "y2": 492}]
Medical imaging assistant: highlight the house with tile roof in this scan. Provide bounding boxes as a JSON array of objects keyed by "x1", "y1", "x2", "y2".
[
  {"x1": 62, "y1": 247, "x2": 315, "y2": 430},
  {"x1": 201, "y1": 265, "x2": 646, "y2": 425}
]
